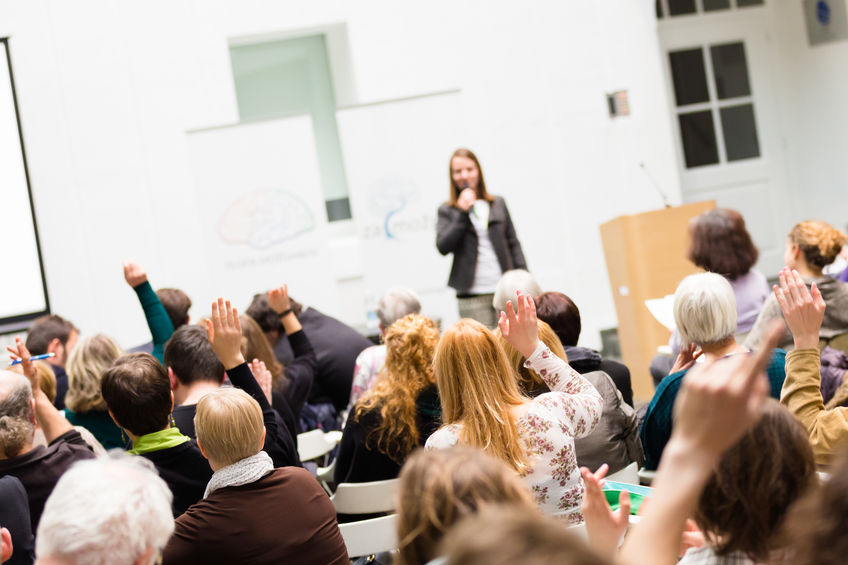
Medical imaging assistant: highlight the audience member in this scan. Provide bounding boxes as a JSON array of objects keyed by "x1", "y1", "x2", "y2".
[
  {"x1": 395, "y1": 447, "x2": 537, "y2": 565},
  {"x1": 64, "y1": 335, "x2": 124, "y2": 450},
  {"x1": 0, "y1": 475, "x2": 34, "y2": 565},
  {"x1": 492, "y1": 269, "x2": 541, "y2": 313},
  {"x1": 102, "y1": 299, "x2": 299, "y2": 515},
  {"x1": 425, "y1": 293, "x2": 602, "y2": 522},
  {"x1": 123, "y1": 261, "x2": 175, "y2": 364},
  {"x1": 130, "y1": 287, "x2": 192, "y2": 355},
  {"x1": 161, "y1": 387, "x2": 348, "y2": 565},
  {"x1": 24, "y1": 315, "x2": 78, "y2": 410},
  {"x1": 535, "y1": 291, "x2": 633, "y2": 406},
  {"x1": 348, "y1": 287, "x2": 421, "y2": 412},
  {"x1": 745, "y1": 219, "x2": 848, "y2": 350},
  {"x1": 247, "y1": 291, "x2": 372, "y2": 426},
  {"x1": 35, "y1": 454, "x2": 174, "y2": 565},
  {"x1": 335, "y1": 314, "x2": 440, "y2": 485},
  {"x1": 778, "y1": 267, "x2": 848, "y2": 465},
  {"x1": 640, "y1": 273, "x2": 786, "y2": 469},
  {"x1": 652, "y1": 208, "x2": 771, "y2": 384},
  {"x1": 498, "y1": 320, "x2": 643, "y2": 474},
  {"x1": 0, "y1": 339, "x2": 95, "y2": 531},
  {"x1": 439, "y1": 505, "x2": 608, "y2": 565}
]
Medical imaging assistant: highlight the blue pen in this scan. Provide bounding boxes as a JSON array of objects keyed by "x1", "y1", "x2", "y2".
[{"x1": 9, "y1": 352, "x2": 55, "y2": 366}]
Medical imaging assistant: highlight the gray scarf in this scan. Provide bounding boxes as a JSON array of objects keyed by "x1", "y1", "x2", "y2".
[{"x1": 204, "y1": 451, "x2": 274, "y2": 498}]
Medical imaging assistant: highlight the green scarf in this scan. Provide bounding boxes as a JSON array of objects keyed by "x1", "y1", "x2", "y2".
[{"x1": 128, "y1": 427, "x2": 191, "y2": 455}]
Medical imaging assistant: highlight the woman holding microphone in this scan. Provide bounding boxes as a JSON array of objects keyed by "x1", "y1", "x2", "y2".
[{"x1": 436, "y1": 148, "x2": 527, "y2": 327}]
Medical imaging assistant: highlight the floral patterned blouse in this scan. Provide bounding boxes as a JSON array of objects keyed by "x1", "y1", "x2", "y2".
[{"x1": 425, "y1": 343, "x2": 603, "y2": 522}]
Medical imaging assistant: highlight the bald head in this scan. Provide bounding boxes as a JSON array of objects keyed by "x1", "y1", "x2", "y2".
[{"x1": 0, "y1": 371, "x2": 35, "y2": 459}]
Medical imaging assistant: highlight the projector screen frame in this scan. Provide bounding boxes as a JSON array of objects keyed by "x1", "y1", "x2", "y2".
[{"x1": 0, "y1": 37, "x2": 51, "y2": 334}]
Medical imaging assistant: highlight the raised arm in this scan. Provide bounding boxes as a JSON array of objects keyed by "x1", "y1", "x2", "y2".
[
  {"x1": 499, "y1": 292, "x2": 602, "y2": 436},
  {"x1": 267, "y1": 285, "x2": 316, "y2": 417},
  {"x1": 7, "y1": 338, "x2": 73, "y2": 443},
  {"x1": 776, "y1": 268, "x2": 848, "y2": 465},
  {"x1": 124, "y1": 261, "x2": 174, "y2": 364},
  {"x1": 436, "y1": 204, "x2": 471, "y2": 255}
]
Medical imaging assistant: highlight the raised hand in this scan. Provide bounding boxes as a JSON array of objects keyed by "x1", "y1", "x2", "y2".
[
  {"x1": 498, "y1": 291, "x2": 540, "y2": 359},
  {"x1": 250, "y1": 358, "x2": 273, "y2": 404},
  {"x1": 6, "y1": 337, "x2": 40, "y2": 394},
  {"x1": 670, "y1": 343, "x2": 702, "y2": 375},
  {"x1": 268, "y1": 284, "x2": 291, "y2": 315},
  {"x1": 123, "y1": 260, "x2": 148, "y2": 288},
  {"x1": 672, "y1": 320, "x2": 783, "y2": 460},
  {"x1": 773, "y1": 267, "x2": 825, "y2": 350},
  {"x1": 581, "y1": 464, "x2": 630, "y2": 559},
  {"x1": 206, "y1": 298, "x2": 246, "y2": 370},
  {"x1": 457, "y1": 188, "x2": 476, "y2": 212}
]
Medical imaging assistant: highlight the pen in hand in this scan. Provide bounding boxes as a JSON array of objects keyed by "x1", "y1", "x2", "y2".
[{"x1": 8, "y1": 352, "x2": 54, "y2": 366}]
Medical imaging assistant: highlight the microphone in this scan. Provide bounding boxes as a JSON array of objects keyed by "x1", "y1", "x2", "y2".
[{"x1": 639, "y1": 162, "x2": 672, "y2": 209}]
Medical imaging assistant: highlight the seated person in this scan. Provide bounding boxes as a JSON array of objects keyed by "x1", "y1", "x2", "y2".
[
  {"x1": 131, "y1": 286, "x2": 192, "y2": 355},
  {"x1": 745, "y1": 220, "x2": 848, "y2": 350},
  {"x1": 492, "y1": 269, "x2": 542, "y2": 313},
  {"x1": 122, "y1": 261, "x2": 175, "y2": 364},
  {"x1": 101, "y1": 299, "x2": 298, "y2": 515},
  {"x1": 348, "y1": 286, "x2": 422, "y2": 412},
  {"x1": 64, "y1": 334, "x2": 125, "y2": 450},
  {"x1": 0, "y1": 475, "x2": 33, "y2": 565},
  {"x1": 161, "y1": 388, "x2": 348, "y2": 565},
  {"x1": 247, "y1": 290, "x2": 373, "y2": 424},
  {"x1": 678, "y1": 399, "x2": 815, "y2": 564},
  {"x1": 335, "y1": 314, "x2": 441, "y2": 485},
  {"x1": 395, "y1": 447, "x2": 539, "y2": 565},
  {"x1": 35, "y1": 454, "x2": 174, "y2": 565},
  {"x1": 535, "y1": 291, "x2": 633, "y2": 407},
  {"x1": 497, "y1": 320, "x2": 643, "y2": 474},
  {"x1": 640, "y1": 273, "x2": 786, "y2": 470},
  {"x1": 0, "y1": 339, "x2": 95, "y2": 531},
  {"x1": 24, "y1": 315, "x2": 79, "y2": 410},
  {"x1": 778, "y1": 267, "x2": 848, "y2": 465}
]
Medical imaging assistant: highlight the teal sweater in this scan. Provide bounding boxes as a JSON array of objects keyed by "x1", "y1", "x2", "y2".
[{"x1": 133, "y1": 281, "x2": 174, "y2": 364}]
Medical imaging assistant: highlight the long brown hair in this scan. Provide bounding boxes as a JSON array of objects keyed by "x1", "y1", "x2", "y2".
[
  {"x1": 238, "y1": 315, "x2": 284, "y2": 384},
  {"x1": 355, "y1": 315, "x2": 439, "y2": 463},
  {"x1": 434, "y1": 319, "x2": 530, "y2": 474},
  {"x1": 497, "y1": 320, "x2": 567, "y2": 397},
  {"x1": 395, "y1": 447, "x2": 536, "y2": 565},
  {"x1": 448, "y1": 148, "x2": 493, "y2": 206},
  {"x1": 695, "y1": 399, "x2": 815, "y2": 561}
]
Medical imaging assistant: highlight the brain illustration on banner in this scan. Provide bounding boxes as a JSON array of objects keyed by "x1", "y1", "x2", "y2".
[{"x1": 218, "y1": 189, "x2": 315, "y2": 249}]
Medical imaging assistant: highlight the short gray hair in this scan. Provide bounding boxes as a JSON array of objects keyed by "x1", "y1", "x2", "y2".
[
  {"x1": 36, "y1": 454, "x2": 174, "y2": 565},
  {"x1": 673, "y1": 272, "x2": 737, "y2": 347},
  {"x1": 493, "y1": 270, "x2": 542, "y2": 312},
  {"x1": 0, "y1": 371, "x2": 35, "y2": 459},
  {"x1": 377, "y1": 287, "x2": 422, "y2": 329}
]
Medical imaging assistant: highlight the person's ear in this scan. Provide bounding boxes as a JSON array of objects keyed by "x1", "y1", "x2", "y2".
[
  {"x1": 167, "y1": 367, "x2": 179, "y2": 391},
  {"x1": 169, "y1": 391, "x2": 175, "y2": 413},
  {"x1": 185, "y1": 315, "x2": 191, "y2": 325},
  {"x1": 258, "y1": 427, "x2": 267, "y2": 451},
  {"x1": 197, "y1": 439, "x2": 209, "y2": 460},
  {"x1": 107, "y1": 409, "x2": 122, "y2": 429},
  {"x1": 28, "y1": 398, "x2": 37, "y2": 427},
  {"x1": 1, "y1": 527, "x2": 13, "y2": 563}
]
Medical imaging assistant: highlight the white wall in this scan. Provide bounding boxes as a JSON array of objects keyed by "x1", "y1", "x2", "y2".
[
  {"x1": 0, "y1": 0, "x2": 680, "y2": 350},
  {"x1": 769, "y1": 1, "x2": 848, "y2": 232}
]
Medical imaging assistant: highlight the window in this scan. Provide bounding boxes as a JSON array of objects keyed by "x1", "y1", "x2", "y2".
[
  {"x1": 230, "y1": 35, "x2": 352, "y2": 222},
  {"x1": 668, "y1": 41, "x2": 760, "y2": 168},
  {"x1": 657, "y1": 0, "x2": 763, "y2": 18}
]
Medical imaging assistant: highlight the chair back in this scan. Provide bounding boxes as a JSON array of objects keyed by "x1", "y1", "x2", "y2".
[
  {"x1": 606, "y1": 461, "x2": 639, "y2": 484},
  {"x1": 339, "y1": 514, "x2": 398, "y2": 558},
  {"x1": 331, "y1": 478, "x2": 400, "y2": 514},
  {"x1": 297, "y1": 429, "x2": 342, "y2": 462}
]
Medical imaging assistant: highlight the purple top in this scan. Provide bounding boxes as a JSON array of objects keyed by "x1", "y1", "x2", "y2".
[
  {"x1": 840, "y1": 268, "x2": 848, "y2": 283},
  {"x1": 669, "y1": 269, "x2": 771, "y2": 354}
]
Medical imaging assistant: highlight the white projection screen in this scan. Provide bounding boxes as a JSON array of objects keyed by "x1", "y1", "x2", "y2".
[{"x1": 0, "y1": 39, "x2": 49, "y2": 331}]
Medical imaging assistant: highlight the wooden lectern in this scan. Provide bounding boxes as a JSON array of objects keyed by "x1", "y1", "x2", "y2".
[{"x1": 600, "y1": 201, "x2": 715, "y2": 402}]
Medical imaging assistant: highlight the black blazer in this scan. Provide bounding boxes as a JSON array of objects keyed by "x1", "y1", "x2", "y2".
[{"x1": 436, "y1": 196, "x2": 527, "y2": 294}]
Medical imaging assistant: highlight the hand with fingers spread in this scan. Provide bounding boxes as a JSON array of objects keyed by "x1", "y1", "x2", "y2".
[
  {"x1": 206, "y1": 298, "x2": 246, "y2": 370},
  {"x1": 498, "y1": 291, "x2": 540, "y2": 359},
  {"x1": 250, "y1": 358, "x2": 273, "y2": 404},
  {"x1": 122, "y1": 260, "x2": 148, "y2": 288},
  {"x1": 7, "y1": 337, "x2": 40, "y2": 395},
  {"x1": 670, "y1": 343, "x2": 703, "y2": 375},
  {"x1": 581, "y1": 464, "x2": 631, "y2": 560},
  {"x1": 268, "y1": 284, "x2": 292, "y2": 315},
  {"x1": 773, "y1": 267, "x2": 826, "y2": 350}
]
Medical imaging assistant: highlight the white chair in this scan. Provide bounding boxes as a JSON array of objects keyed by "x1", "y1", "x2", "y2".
[
  {"x1": 606, "y1": 461, "x2": 639, "y2": 484},
  {"x1": 297, "y1": 429, "x2": 342, "y2": 462},
  {"x1": 331, "y1": 478, "x2": 399, "y2": 515},
  {"x1": 339, "y1": 514, "x2": 398, "y2": 558},
  {"x1": 637, "y1": 467, "x2": 657, "y2": 486}
]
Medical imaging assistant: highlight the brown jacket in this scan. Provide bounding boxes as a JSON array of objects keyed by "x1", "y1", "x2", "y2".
[{"x1": 162, "y1": 467, "x2": 348, "y2": 565}]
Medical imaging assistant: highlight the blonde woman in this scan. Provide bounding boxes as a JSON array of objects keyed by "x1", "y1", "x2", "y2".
[
  {"x1": 65, "y1": 334, "x2": 125, "y2": 449},
  {"x1": 425, "y1": 293, "x2": 602, "y2": 522},
  {"x1": 395, "y1": 447, "x2": 538, "y2": 565},
  {"x1": 744, "y1": 219, "x2": 848, "y2": 350},
  {"x1": 334, "y1": 314, "x2": 441, "y2": 484},
  {"x1": 497, "y1": 320, "x2": 643, "y2": 474}
]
